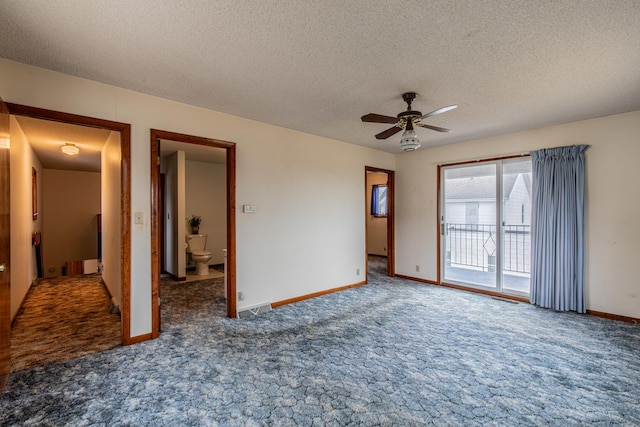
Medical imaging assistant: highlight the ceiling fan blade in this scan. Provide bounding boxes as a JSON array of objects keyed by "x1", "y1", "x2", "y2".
[
  {"x1": 375, "y1": 126, "x2": 403, "y2": 140},
  {"x1": 361, "y1": 113, "x2": 399, "y2": 124},
  {"x1": 421, "y1": 105, "x2": 457, "y2": 119},
  {"x1": 417, "y1": 123, "x2": 452, "y2": 133}
]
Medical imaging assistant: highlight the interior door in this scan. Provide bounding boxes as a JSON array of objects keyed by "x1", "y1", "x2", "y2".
[{"x1": 0, "y1": 96, "x2": 11, "y2": 391}]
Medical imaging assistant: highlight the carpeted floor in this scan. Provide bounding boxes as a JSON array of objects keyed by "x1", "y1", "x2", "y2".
[
  {"x1": 1, "y1": 263, "x2": 639, "y2": 425},
  {"x1": 10, "y1": 274, "x2": 121, "y2": 372}
]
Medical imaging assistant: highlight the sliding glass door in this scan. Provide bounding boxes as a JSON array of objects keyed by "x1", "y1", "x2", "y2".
[
  {"x1": 441, "y1": 158, "x2": 531, "y2": 296},
  {"x1": 501, "y1": 159, "x2": 532, "y2": 294}
]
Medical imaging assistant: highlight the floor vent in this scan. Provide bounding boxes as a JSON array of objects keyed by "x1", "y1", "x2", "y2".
[
  {"x1": 491, "y1": 297, "x2": 519, "y2": 304},
  {"x1": 237, "y1": 303, "x2": 272, "y2": 319}
]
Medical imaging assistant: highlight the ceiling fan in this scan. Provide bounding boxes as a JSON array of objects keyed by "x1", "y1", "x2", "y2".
[{"x1": 361, "y1": 92, "x2": 457, "y2": 151}]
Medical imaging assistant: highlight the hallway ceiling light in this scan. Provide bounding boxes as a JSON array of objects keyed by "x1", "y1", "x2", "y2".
[{"x1": 60, "y1": 143, "x2": 80, "y2": 156}]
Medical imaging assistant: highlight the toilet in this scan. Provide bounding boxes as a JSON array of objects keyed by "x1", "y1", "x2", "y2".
[{"x1": 186, "y1": 234, "x2": 213, "y2": 275}]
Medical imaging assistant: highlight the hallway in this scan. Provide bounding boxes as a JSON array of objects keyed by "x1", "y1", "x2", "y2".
[{"x1": 11, "y1": 274, "x2": 120, "y2": 372}]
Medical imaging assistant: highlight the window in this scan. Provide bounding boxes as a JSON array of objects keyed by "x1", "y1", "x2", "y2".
[
  {"x1": 371, "y1": 184, "x2": 388, "y2": 217},
  {"x1": 441, "y1": 157, "x2": 532, "y2": 296}
]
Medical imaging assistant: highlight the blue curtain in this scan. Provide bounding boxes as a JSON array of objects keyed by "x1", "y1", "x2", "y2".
[
  {"x1": 371, "y1": 185, "x2": 380, "y2": 215},
  {"x1": 530, "y1": 145, "x2": 588, "y2": 313}
]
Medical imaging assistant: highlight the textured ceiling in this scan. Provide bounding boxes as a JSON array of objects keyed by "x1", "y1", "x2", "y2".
[
  {"x1": 15, "y1": 116, "x2": 111, "y2": 172},
  {"x1": 1, "y1": 1, "x2": 639, "y2": 153},
  {"x1": 14, "y1": 117, "x2": 226, "y2": 172}
]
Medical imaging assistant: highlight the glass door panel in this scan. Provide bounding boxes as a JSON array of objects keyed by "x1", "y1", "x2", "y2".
[
  {"x1": 443, "y1": 163, "x2": 497, "y2": 288},
  {"x1": 501, "y1": 159, "x2": 532, "y2": 294}
]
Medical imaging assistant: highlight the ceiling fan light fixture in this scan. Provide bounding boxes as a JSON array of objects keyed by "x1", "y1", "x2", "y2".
[
  {"x1": 400, "y1": 128, "x2": 420, "y2": 152},
  {"x1": 61, "y1": 143, "x2": 80, "y2": 156}
]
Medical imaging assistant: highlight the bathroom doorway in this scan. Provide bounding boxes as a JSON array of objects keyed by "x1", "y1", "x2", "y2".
[{"x1": 150, "y1": 129, "x2": 236, "y2": 337}]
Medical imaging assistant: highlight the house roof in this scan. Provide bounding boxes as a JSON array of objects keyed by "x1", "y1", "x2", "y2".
[
  {"x1": 445, "y1": 173, "x2": 528, "y2": 200},
  {"x1": 1, "y1": 1, "x2": 639, "y2": 153}
]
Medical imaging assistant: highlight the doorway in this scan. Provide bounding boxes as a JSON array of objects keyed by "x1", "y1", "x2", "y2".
[
  {"x1": 150, "y1": 129, "x2": 236, "y2": 337},
  {"x1": 439, "y1": 157, "x2": 532, "y2": 297},
  {"x1": 365, "y1": 166, "x2": 395, "y2": 280},
  {"x1": 0, "y1": 101, "x2": 132, "y2": 391}
]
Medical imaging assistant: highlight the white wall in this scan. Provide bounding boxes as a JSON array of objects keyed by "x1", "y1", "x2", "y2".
[
  {"x1": 163, "y1": 151, "x2": 186, "y2": 278},
  {"x1": 101, "y1": 131, "x2": 121, "y2": 305},
  {"x1": 366, "y1": 172, "x2": 387, "y2": 256},
  {"x1": 396, "y1": 110, "x2": 640, "y2": 318},
  {"x1": 0, "y1": 59, "x2": 394, "y2": 337},
  {"x1": 9, "y1": 116, "x2": 43, "y2": 319},
  {"x1": 42, "y1": 169, "x2": 101, "y2": 276},
  {"x1": 185, "y1": 160, "x2": 226, "y2": 265}
]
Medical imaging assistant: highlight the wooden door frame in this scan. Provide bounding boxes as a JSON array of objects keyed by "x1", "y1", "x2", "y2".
[
  {"x1": 5, "y1": 103, "x2": 133, "y2": 344},
  {"x1": 150, "y1": 129, "x2": 236, "y2": 337},
  {"x1": 0, "y1": 98, "x2": 10, "y2": 391},
  {"x1": 365, "y1": 166, "x2": 395, "y2": 280}
]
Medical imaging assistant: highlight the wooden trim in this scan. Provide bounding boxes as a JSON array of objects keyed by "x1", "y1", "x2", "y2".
[
  {"x1": 5, "y1": 103, "x2": 130, "y2": 132},
  {"x1": 6, "y1": 103, "x2": 132, "y2": 345},
  {"x1": 226, "y1": 144, "x2": 237, "y2": 318},
  {"x1": 387, "y1": 170, "x2": 395, "y2": 277},
  {"x1": 395, "y1": 274, "x2": 439, "y2": 286},
  {"x1": 586, "y1": 310, "x2": 640, "y2": 324},
  {"x1": 396, "y1": 274, "x2": 530, "y2": 303},
  {"x1": 123, "y1": 332, "x2": 154, "y2": 346},
  {"x1": 0, "y1": 97, "x2": 9, "y2": 392},
  {"x1": 365, "y1": 166, "x2": 395, "y2": 277},
  {"x1": 150, "y1": 135, "x2": 160, "y2": 338},
  {"x1": 364, "y1": 170, "x2": 369, "y2": 284},
  {"x1": 272, "y1": 281, "x2": 367, "y2": 308},
  {"x1": 440, "y1": 153, "x2": 531, "y2": 168},
  {"x1": 400, "y1": 275, "x2": 640, "y2": 323},
  {"x1": 151, "y1": 129, "x2": 235, "y2": 149},
  {"x1": 150, "y1": 129, "x2": 237, "y2": 335},
  {"x1": 120, "y1": 125, "x2": 131, "y2": 344}
]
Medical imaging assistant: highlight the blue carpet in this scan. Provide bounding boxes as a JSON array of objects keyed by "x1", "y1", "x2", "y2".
[{"x1": 1, "y1": 263, "x2": 639, "y2": 425}]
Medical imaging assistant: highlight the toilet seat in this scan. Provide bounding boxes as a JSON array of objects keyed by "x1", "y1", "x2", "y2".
[{"x1": 191, "y1": 250, "x2": 212, "y2": 257}]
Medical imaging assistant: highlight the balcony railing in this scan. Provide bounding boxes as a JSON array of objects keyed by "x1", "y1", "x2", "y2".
[{"x1": 445, "y1": 223, "x2": 530, "y2": 274}]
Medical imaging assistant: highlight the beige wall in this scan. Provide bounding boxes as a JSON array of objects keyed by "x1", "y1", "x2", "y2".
[
  {"x1": 9, "y1": 116, "x2": 43, "y2": 320},
  {"x1": 396, "y1": 110, "x2": 640, "y2": 318},
  {"x1": 0, "y1": 58, "x2": 394, "y2": 337},
  {"x1": 42, "y1": 169, "x2": 100, "y2": 277},
  {"x1": 101, "y1": 131, "x2": 121, "y2": 305},
  {"x1": 1, "y1": 58, "x2": 637, "y2": 335},
  {"x1": 186, "y1": 160, "x2": 226, "y2": 265},
  {"x1": 366, "y1": 172, "x2": 388, "y2": 256}
]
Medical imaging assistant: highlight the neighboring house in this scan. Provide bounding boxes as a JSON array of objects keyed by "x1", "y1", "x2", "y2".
[
  {"x1": 444, "y1": 172, "x2": 532, "y2": 227},
  {"x1": 443, "y1": 172, "x2": 532, "y2": 274}
]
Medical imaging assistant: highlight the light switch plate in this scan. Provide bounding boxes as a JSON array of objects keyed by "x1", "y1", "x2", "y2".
[
  {"x1": 134, "y1": 212, "x2": 144, "y2": 224},
  {"x1": 243, "y1": 205, "x2": 256, "y2": 213}
]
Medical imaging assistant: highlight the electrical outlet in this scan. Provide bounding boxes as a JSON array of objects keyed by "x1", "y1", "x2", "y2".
[
  {"x1": 416, "y1": 265, "x2": 420, "y2": 272},
  {"x1": 356, "y1": 268, "x2": 360, "y2": 276},
  {"x1": 238, "y1": 291, "x2": 244, "y2": 301}
]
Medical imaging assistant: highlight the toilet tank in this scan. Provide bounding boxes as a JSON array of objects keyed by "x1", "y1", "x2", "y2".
[{"x1": 186, "y1": 234, "x2": 207, "y2": 252}]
